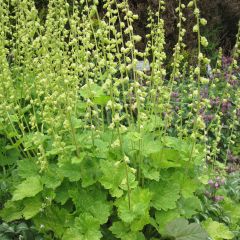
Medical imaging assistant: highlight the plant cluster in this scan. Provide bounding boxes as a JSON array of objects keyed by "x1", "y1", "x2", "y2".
[
  {"x1": 197, "y1": 172, "x2": 240, "y2": 239},
  {"x1": 0, "y1": 0, "x2": 239, "y2": 239},
  {"x1": 0, "y1": 221, "x2": 43, "y2": 240}
]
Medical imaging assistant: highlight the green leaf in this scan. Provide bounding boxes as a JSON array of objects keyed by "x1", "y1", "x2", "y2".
[
  {"x1": 15, "y1": 222, "x2": 29, "y2": 233},
  {"x1": 0, "y1": 201, "x2": 23, "y2": 222},
  {"x1": 12, "y1": 176, "x2": 43, "y2": 201},
  {"x1": 62, "y1": 228, "x2": 82, "y2": 240},
  {"x1": 76, "y1": 213, "x2": 102, "y2": 240},
  {"x1": 71, "y1": 152, "x2": 86, "y2": 164},
  {"x1": 99, "y1": 160, "x2": 125, "y2": 197},
  {"x1": 124, "y1": 131, "x2": 142, "y2": 143},
  {"x1": 149, "y1": 180, "x2": 180, "y2": 211},
  {"x1": 202, "y1": 218, "x2": 234, "y2": 240},
  {"x1": 119, "y1": 169, "x2": 137, "y2": 192},
  {"x1": 60, "y1": 148, "x2": 101, "y2": 187},
  {"x1": 163, "y1": 137, "x2": 190, "y2": 155},
  {"x1": 155, "y1": 209, "x2": 180, "y2": 234},
  {"x1": 17, "y1": 158, "x2": 39, "y2": 178},
  {"x1": 79, "y1": 157, "x2": 102, "y2": 187},
  {"x1": 94, "y1": 138, "x2": 110, "y2": 158},
  {"x1": 0, "y1": 233, "x2": 11, "y2": 240},
  {"x1": 42, "y1": 164, "x2": 63, "y2": 189},
  {"x1": 63, "y1": 213, "x2": 102, "y2": 240},
  {"x1": 55, "y1": 180, "x2": 71, "y2": 205},
  {"x1": 0, "y1": 148, "x2": 20, "y2": 166},
  {"x1": 80, "y1": 83, "x2": 110, "y2": 106},
  {"x1": 71, "y1": 116, "x2": 84, "y2": 129},
  {"x1": 165, "y1": 218, "x2": 208, "y2": 240},
  {"x1": 178, "y1": 196, "x2": 201, "y2": 218},
  {"x1": 22, "y1": 195, "x2": 42, "y2": 220},
  {"x1": 222, "y1": 197, "x2": 240, "y2": 224},
  {"x1": 116, "y1": 188, "x2": 152, "y2": 231},
  {"x1": 141, "y1": 164, "x2": 160, "y2": 181},
  {"x1": 94, "y1": 95, "x2": 110, "y2": 105},
  {"x1": 33, "y1": 205, "x2": 73, "y2": 238},
  {"x1": 198, "y1": 175, "x2": 210, "y2": 185},
  {"x1": 142, "y1": 115, "x2": 164, "y2": 132},
  {"x1": 150, "y1": 148, "x2": 182, "y2": 169},
  {"x1": 69, "y1": 186, "x2": 111, "y2": 224},
  {"x1": 58, "y1": 162, "x2": 81, "y2": 182},
  {"x1": 162, "y1": 137, "x2": 205, "y2": 164},
  {"x1": 142, "y1": 135, "x2": 162, "y2": 155},
  {"x1": 180, "y1": 177, "x2": 199, "y2": 198},
  {"x1": 110, "y1": 221, "x2": 145, "y2": 240},
  {"x1": 0, "y1": 154, "x2": 14, "y2": 166}
]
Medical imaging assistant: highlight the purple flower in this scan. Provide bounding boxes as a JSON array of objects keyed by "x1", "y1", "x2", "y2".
[
  {"x1": 199, "y1": 107, "x2": 205, "y2": 114},
  {"x1": 216, "y1": 177, "x2": 225, "y2": 186},
  {"x1": 222, "y1": 56, "x2": 232, "y2": 67},
  {"x1": 236, "y1": 109, "x2": 240, "y2": 118},
  {"x1": 210, "y1": 97, "x2": 220, "y2": 107},
  {"x1": 202, "y1": 114, "x2": 214, "y2": 123},
  {"x1": 227, "y1": 151, "x2": 237, "y2": 162},
  {"x1": 221, "y1": 100, "x2": 232, "y2": 113},
  {"x1": 228, "y1": 79, "x2": 238, "y2": 86},
  {"x1": 227, "y1": 152, "x2": 240, "y2": 165},
  {"x1": 171, "y1": 91, "x2": 179, "y2": 98},
  {"x1": 214, "y1": 195, "x2": 224, "y2": 202},
  {"x1": 208, "y1": 179, "x2": 214, "y2": 186}
]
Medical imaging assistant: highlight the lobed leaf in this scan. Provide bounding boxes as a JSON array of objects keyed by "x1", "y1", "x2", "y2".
[
  {"x1": 149, "y1": 180, "x2": 180, "y2": 211},
  {"x1": 12, "y1": 176, "x2": 43, "y2": 201},
  {"x1": 165, "y1": 218, "x2": 208, "y2": 240}
]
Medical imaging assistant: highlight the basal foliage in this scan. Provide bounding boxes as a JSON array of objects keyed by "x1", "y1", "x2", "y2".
[{"x1": 0, "y1": 0, "x2": 239, "y2": 239}]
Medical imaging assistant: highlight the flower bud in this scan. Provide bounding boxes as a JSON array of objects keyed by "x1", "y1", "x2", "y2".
[
  {"x1": 200, "y1": 18, "x2": 207, "y2": 26},
  {"x1": 187, "y1": 1, "x2": 194, "y2": 8}
]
